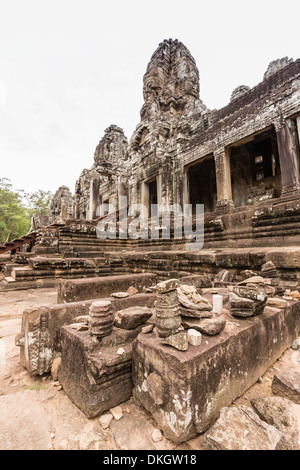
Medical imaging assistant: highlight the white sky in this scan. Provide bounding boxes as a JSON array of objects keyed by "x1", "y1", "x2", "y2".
[{"x1": 0, "y1": 0, "x2": 299, "y2": 195}]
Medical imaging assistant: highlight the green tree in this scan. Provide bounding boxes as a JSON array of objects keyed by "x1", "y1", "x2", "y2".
[
  {"x1": 0, "y1": 178, "x2": 31, "y2": 242},
  {"x1": 25, "y1": 189, "x2": 53, "y2": 219}
]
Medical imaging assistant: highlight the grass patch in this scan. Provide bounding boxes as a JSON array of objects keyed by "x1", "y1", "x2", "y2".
[{"x1": 22, "y1": 383, "x2": 47, "y2": 391}]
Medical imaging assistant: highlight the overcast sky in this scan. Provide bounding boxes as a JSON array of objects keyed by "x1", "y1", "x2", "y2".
[{"x1": 1, "y1": 0, "x2": 299, "y2": 196}]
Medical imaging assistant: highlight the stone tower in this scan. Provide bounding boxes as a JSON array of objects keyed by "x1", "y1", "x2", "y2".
[{"x1": 140, "y1": 38, "x2": 201, "y2": 121}]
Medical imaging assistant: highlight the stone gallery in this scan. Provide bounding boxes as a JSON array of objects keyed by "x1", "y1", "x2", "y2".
[{"x1": 1, "y1": 39, "x2": 300, "y2": 448}]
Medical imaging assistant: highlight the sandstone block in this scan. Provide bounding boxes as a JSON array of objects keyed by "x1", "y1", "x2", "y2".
[
  {"x1": 267, "y1": 298, "x2": 287, "y2": 309},
  {"x1": 114, "y1": 306, "x2": 153, "y2": 330},
  {"x1": 156, "y1": 279, "x2": 180, "y2": 294},
  {"x1": 161, "y1": 332, "x2": 188, "y2": 351},
  {"x1": 251, "y1": 396, "x2": 300, "y2": 449},
  {"x1": 182, "y1": 317, "x2": 226, "y2": 336},
  {"x1": 272, "y1": 369, "x2": 300, "y2": 404},
  {"x1": 202, "y1": 406, "x2": 285, "y2": 450}
]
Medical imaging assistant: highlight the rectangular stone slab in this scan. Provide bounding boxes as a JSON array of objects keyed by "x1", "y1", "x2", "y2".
[
  {"x1": 57, "y1": 273, "x2": 157, "y2": 303},
  {"x1": 132, "y1": 301, "x2": 300, "y2": 444}
]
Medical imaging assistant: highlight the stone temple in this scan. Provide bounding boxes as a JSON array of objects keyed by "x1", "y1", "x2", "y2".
[{"x1": 1, "y1": 39, "x2": 300, "y2": 448}]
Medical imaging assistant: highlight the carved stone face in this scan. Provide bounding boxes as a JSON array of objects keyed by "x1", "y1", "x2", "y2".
[{"x1": 141, "y1": 39, "x2": 200, "y2": 120}]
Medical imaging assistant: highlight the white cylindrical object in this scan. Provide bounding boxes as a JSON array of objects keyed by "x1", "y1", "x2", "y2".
[{"x1": 213, "y1": 294, "x2": 223, "y2": 315}]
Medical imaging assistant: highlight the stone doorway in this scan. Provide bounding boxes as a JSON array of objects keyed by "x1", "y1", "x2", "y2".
[
  {"x1": 187, "y1": 156, "x2": 217, "y2": 213},
  {"x1": 230, "y1": 128, "x2": 281, "y2": 207}
]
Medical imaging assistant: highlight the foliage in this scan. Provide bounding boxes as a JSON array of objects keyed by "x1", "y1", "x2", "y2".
[
  {"x1": 0, "y1": 178, "x2": 30, "y2": 242},
  {"x1": 25, "y1": 189, "x2": 53, "y2": 218},
  {"x1": 0, "y1": 178, "x2": 53, "y2": 242}
]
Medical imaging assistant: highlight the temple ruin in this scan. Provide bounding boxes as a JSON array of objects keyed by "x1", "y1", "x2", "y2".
[{"x1": 1, "y1": 39, "x2": 300, "y2": 448}]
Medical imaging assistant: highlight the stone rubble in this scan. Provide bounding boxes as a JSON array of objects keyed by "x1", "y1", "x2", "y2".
[
  {"x1": 272, "y1": 369, "x2": 300, "y2": 404},
  {"x1": 114, "y1": 306, "x2": 153, "y2": 330},
  {"x1": 250, "y1": 396, "x2": 300, "y2": 450},
  {"x1": 161, "y1": 331, "x2": 188, "y2": 351},
  {"x1": 110, "y1": 406, "x2": 123, "y2": 421},
  {"x1": 182, "y1": 316, "x2": 226, "y2": 336}
]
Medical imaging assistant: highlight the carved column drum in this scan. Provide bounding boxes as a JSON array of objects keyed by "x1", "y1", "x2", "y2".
[
  {"x1": 155, "y1": 279, "x2": 182, "y2": 338},
  {"x1": 88, "y1": 300, "x2": 114, "y2": 339}
]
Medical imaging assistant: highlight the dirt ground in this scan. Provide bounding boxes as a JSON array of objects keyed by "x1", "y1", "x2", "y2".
[{"x1": 0, "y1": 287, "x2": 298, "y2": 451}]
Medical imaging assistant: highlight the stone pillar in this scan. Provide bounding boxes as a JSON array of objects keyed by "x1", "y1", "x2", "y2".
[
  {"x1": 89, "y1": 178, "x2": 100, "y2": 220},
  {"x1": 214, "y1": 147, "x2": 233, "y2": 210},
  {"x1": 141, "y1": 181, "x2": 149, "y2": 219},
  {"x1": 156, "y1": 174, "x2": 162, "y2": 206},
  {"x1": 296, "y1": 116, "x2": 300, "y2": 147},
  {"x1": 275, "y1": 118, "x2": 300, "y2": 195},
  {"x1": 182, "y1": 170, "x2": 189, "y2": 207}
]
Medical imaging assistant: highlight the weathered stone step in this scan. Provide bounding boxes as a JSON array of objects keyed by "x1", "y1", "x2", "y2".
[{"x1": 57, "y1": 273, "x2": 158, "y2": 303}]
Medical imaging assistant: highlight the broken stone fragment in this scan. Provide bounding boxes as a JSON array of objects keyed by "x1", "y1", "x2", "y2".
[
  {"x1": 234, "y1": 286, "x2": 267, "y2": 302},
  {"x1": 111, "y1": 292, "x2": 129, "y2": 298},
  {"x1": 282, "y1": 289, "x2": 294, "y2": 300},
  {"x1": 117, "y1": 347, "x2": 125, "y2": 355},
  {"x1": 114, "y1": 306, "x2": 153, "y2": 330},
  {"x1": 291, "y1": 338, "x2": 300, "y2": 350},
  {"x1": 69, "y1": 322, "x2": 89, "y2": 331},
  {"x1": 214, "y1": 269, "x2": 233, "y2": 283},
  {"x1": 126, "y1": 286, "x2": 138, "y2": 295},
  {"x1": 261, "y1": 261, "x2": 277, "y2": 278},
  {"x1": 263, "y1": 284, "x2": 276, "y2": 296},
  {"x1": 110, "y1": 406, "x2": 123, "y2": 421},
  {"x1": 73, "y1": 315, "x2": 89, "y2": 324},
  {"x1": 291, "y1": 290, "x2": 300, "y2": 300},
  {"x1": 151, "y1": 428, "x2": 163, "y2": 443},
  {"x1": 240, "y1": 270, "x2": 258, "y2": 280},
  {"x1": 229, "y1": 292, "x2": 264, "y2": 318},
  {"x1": 99, "y1": 413, "x2": 113, "y2": 429},
  {"x1": 156, "y1": 278, "x2": 180, "y2": 294},
  {"x1": 182, "y1": 317, "x2": 226, "y2": 336},
  {"x1": 187, "y1": 329, "x2": 202, "y2": 346},
  {"x1": 202, "y1": 405, "x2": 286, "y2": 450},
  {"x1": 180, "y1": 284, "x2": 198, "y2": 295},
  {"x1": 179, "y1": 307, "x2": 213, "y2": 319},
  {"x1": 179, "y1": 284, "x2": 209, "y2": 304},
  {"x1": 180, "y1": 274, "x2": 213, "y2": 289},
  {"x1": 238, "y1": 276, "x2": 265, "y2": 285},
  {"x1": 230, "y1": 286, "x2": 268, "y2": 318},
  {"x1": 250, "y1": 396, "x2": 300, "y2": 450},
  {"x1": 161, "y1": 332, "x2": 188, "y2": 351},
  {"x1": 177, "y1": 287, "x2": 212, "y2": 311},
  {"x1": 141, "y1": 323, "x2": 154, "y2": 334},
  {"x1": 51, "y1": 356, "x2": 61, "y2": 381},
  {"x1": 272, "y1": 369, "x2": 300, "y2": 404},
  {"x1": 266, "y1": 297, "x2": 287, "y2": 309}
]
